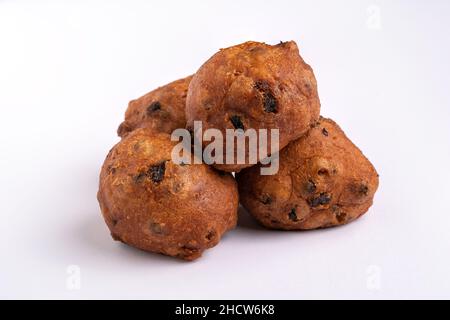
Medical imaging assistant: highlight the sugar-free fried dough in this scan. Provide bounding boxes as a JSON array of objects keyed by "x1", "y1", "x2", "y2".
[
  {"x1": 186, "y1": 41, "x2": 320, "y2": 172},
  {"x1": 117, "y1": 75, "x2": 193, "y2": 137},
  {"x1": 98, "y1": 129, "x2": 239, "y2": 260},
  {"x1": 237, "y1": 117, "x2": 379, "y2": 230}
]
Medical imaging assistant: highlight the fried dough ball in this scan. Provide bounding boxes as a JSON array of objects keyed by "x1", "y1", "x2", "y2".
[
  {"x1": 236, "y1": 117, "x2": 379, "y2": 230},
  {"x1": 186, "y1": 41, "x2": 320, "y2": 172},
  {"x1": 98, "y1": 129, "x2": 239, "y2": 260},
  {"x1": 117, "y1": 75, "x2": 193, "y2": 137}
]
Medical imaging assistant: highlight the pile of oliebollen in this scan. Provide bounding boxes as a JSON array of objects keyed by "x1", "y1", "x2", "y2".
[{"x1": 98, "y1": 41, "x2": 379, "y2": 261}]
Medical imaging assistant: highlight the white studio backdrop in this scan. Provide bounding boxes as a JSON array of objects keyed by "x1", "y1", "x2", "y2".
[{"x1": 0, "y1": 0, "x2": 449, "y2": 299}]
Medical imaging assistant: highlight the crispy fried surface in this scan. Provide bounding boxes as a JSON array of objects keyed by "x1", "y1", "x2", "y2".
[
  {"x1": 186, "y1": 41, "x2": 320, "y2": 172},
  {"x1": 98, "y1": 129, "x2": 239, "y2": 260},
  {"x1": 118, "y1": 75, "x2": 193, "y2": 137},
  {"x1": 237, "y1": 118, "x2": 379, "y2": 230}
]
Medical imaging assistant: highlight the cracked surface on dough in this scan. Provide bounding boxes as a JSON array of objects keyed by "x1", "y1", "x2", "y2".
[
  {"x1": 98, "y1": 128, "x2": 239, "y2": 260},
  {"x1": 186, "y1": 41, "x2": 320, "y2": 172}
]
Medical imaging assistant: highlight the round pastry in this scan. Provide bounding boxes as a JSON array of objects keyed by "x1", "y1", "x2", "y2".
[
  {"x1": 117, "y1": 75, "x2": 193, "y2": 137},
  {"x1": 236, "y1": 117, "x2": 379, "y2": 230},
  {"x1": 98, "y1": 128, "x2": 239, "y2": 260},
  {"x1": 186, "y1": 41, "x2": 320, "y2": 172}
]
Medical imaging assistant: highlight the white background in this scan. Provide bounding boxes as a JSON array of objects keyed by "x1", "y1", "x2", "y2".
[{"x1": 1, "y1": 0, "x2": 450, "y2": 299}]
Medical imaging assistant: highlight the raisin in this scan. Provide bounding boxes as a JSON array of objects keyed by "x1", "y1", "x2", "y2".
[
  {"x1": 134, "y1": 172, "x2": 147, "y2": 183},
  {"x1": 288, "y1": 208, "x2": 298, "y2": 221},
  {"x1": 322, "y1": 128, "x2": 329, "y2": 136},
  {"x1": 308, "y1": 193, "x2": 332, "y2": 208},
  {"x1": 111, "y1": 218, "x2": 118, "y2": 226},
  {"x1": 148, "y1": 162, "x2": 166, "y2": 183},
  {"x1": 318, "y1": 168, "x2": 329, "y2": 176},
  {"x1": 230, "y1": 115, "x2": 244, "y2": 130},
  {"x1": 146, "y1": 101, "x2": 161, "y2": 115},
  {"x1": 260, "y1": 194, "x2": 272, "y2": 205},
  {"x1": 117, "y1": 121, "x2": 132, "y2": 136},
  {"x1": 350, "y1": 183, "x2": 369, "y2": 197},
  {"x1": 305, "y1": 180, "x2": 316, "y2": 193},
  {"x1": 202, "y1": 99, "x2": 214, "y2": 110},
  {"x1": 255, "y1": 80, "x2": 278, "y2": 113}
]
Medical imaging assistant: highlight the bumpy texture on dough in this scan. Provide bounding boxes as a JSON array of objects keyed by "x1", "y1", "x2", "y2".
[
  {"x1": 237, "y1": 117, "x2": 379, "y2": 230},
  {"x1": 117, "y1": 75, "x2": 193, "y2": 137},
  {"x1": 186, "y1": 41, "x2": 320, "y2": 172},
  {"x1": 98, "y1": 129, "x2": 239, "y2": 260}
]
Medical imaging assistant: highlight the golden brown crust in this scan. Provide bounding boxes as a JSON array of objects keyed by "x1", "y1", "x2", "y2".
[
  {"x1": 118, "y1": 75, "x2": 193, "y2": 137},
  {"x1": 236, "y1": 117, "x2": 379, "y2": 230},
  {"x1": 186, "y1": 41, "x2": 320, "y2": 172},
  {"x1": 98, "y1": 128, "x2": 239, "y2": 260}
]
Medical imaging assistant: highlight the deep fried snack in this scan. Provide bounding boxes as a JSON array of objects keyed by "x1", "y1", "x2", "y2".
[
  {"x1": 117, "y1": 75, "x2": 193, "y2": 137},
  {"x1": 237, "y1": 117, "x2": 379, "y2": 230},
  {"x1": 186, "y1": 41, "x2": 320, "y2": 172},
  {"x1": 98, "y1": 129, "x2": 239, "y2": 260}
]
